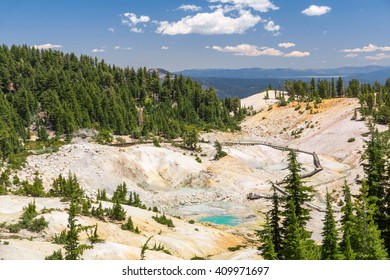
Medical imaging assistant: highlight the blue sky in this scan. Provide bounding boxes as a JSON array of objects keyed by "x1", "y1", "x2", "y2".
[{"x1": 1, "y1": 0, "x2": 390, "y2": 71}]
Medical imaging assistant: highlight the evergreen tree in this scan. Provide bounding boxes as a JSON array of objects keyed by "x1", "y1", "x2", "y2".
[
  {"x1": 257, "y1": 214, "x2": 277, "y2": 260},
  {"x1": 214, "y1": 140, "x2": 227, "y2": 160},
  {"x1": 284, "y1": 150, "x2": 315, "y2": 226},
  {"x1": 109, "y1": 200, "x2": 126, "y2": 221},
  {"x1": 350, "y1": 181, "x2": 388, "y2": 260},
  {"x1": 280, "y1": 151, "x2": 316, "y2": 259},
  {"x1": 281, "y1": 200, "x2": 315, "y2": 259},
  {"x1": 336, "y1": 76, "x2": 343, "y2": 97},
  {"x1": 269, "y1": 185, "x2": 282, "y2": 257},
  {"x1": 257, "y1": 186, "x2": 282, "y2": 259},
  {"x1": 339, "y1": 181, "x2": 355, "y2": 260},
  {"x1": 321, "y1": 190, "x2": 340, "y2": 259},
  {"x1": 64, "y1": 198, "x2": 92, "y2": 260}
]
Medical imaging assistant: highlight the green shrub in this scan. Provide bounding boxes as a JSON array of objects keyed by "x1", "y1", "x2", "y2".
[
  {"x1": 45, "y1": 250, "x2": 64, "y2": 260},
  {"x1": 152, "y1": 213, "x2": 175, "y2": 228},
  {"x1": 121, "y1": 216, "x2": 140, "y2": 234},
  {"x1": 8, "y1": 201, "x2": 48, "y2": 233},
  {"x1": 127, "y1": 191, "x2": 147, "y2": 209},
  {"x1": 53, "y1": 230, "x2": 67, "y2": 244},
  {"x1": 191, "y1": 256, "x2": 205, "y2": 260},
  {"x1": 151, "y1": 243, "x2": 171, "y2": 255},
  {"x1": 106, "y1": 200, "x2": 126, "y2": 221},
  {"x1": 28, "y1": 217, "x2": 48, "y2": 232},
  {"x1": 347, "y1": 138, "x2": 356, "y2": 143},
  {"x1": 16, "y1": 176, "x2": 46, "y2": 197},
  {"x1": 228, "y1": 245, "x2": 245, "y2": 252}
]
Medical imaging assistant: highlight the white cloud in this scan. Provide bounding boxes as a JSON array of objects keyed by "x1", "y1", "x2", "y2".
[
  {"x1": 340, "y1": 44, "x2": 390, "y2": 53},
  {"x1": 130, "y1": 27, "x2": 143, "y2": 33},
  {"x1": 122, "y1": 13, "x2": 150, "y2": 26},
  {"x1": 278, "y1": 42, "x2": 295, "y2": 48},
  {"x1": 108, "y1": 27, "x2": 115, "y2": 32},
  {"x1": 344, "y1": 53, "x2": 358, "y2": 58},
  {"x1": 212, "y1": 43, "x2": 310, "y2": 58},
  {"x1": 264, "y1": 20, "x2": 280, "y2": 32},
  {"x1": 365, "y1": 53, "x2": 390, "y2": 60},
  {"x1": 33, "y1": 43, "x2": 62, "y2": 50},
  {"x1": 156, "y1": 8, "x2": 261, "y2": 35},
  {"x1": 92, "y1": 48, "x2": 106, "y2": 53},
  {"x1": 121, "y1": 12, "x2": 150, "y2": 33},
  {"x1": 208, "y1": 0, "x2": 279, "y2": 13},
  {"x1": 283, "y1": 51, "x2": 310, "y2": 58},
  {"x1": 302, "y1": 5, "x2": 331, "y2": 16},
  {"x1": 212, "y1": 44, "x2": 283, "y2": 56},
  {"x1": 115, "y1": 46, "x2": 132, "y2": 50},
  {"x1": 161, "y1": 46, "x2": 169, "y2": 50},
  {"x1": 179, "y1": 4, "x2": 202, "y2": 12}
]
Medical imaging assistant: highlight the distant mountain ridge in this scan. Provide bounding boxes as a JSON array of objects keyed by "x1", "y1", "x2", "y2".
[
  {"x1": 178, "y1": 65, "x2": 390, "y2": 80},
  {"x1": 176, "y1": 66, "x2": 390, "y2": 98}
]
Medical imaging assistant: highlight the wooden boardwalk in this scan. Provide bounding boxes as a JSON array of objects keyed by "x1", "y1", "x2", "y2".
[{"x1": 222, "y1": 141, "x2": 327, "y2": 212}]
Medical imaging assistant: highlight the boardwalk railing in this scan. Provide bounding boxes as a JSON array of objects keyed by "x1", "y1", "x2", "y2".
[{"x1": 222, "y1": 141, "x2": 327, "y2": 212}]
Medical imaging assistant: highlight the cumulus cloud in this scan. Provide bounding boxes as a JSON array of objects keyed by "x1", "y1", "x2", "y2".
[
  {"x1": 340, "y1": 44, "x2": 390, "y2": 53},
  {"x1": 212, "y1": 43, "x2": 310, "y2": 58},
  {"x1": 212, "y1": 44, "x2": 283, "y2": 56},
  {"x1": 115, "y1": 46, "x2": 132, "y2": 50},
  {"x1": 365, "y1": 53, "x2": 390, "y2": 60},
  {"x1": 33, "y1": 43, "x2": 62, "y2": 50},
  {"x1": 161, "y1": 46, "x2": 169, "y2": 50},
  {"x1": 122, "y1": 13, "x2": 150, "y2": 25},
  {"x1": 130, "y1": 27, "x2": 143, "y2": 33},
  {"x1": 121, "y1": 12, "x2": 150, "y2": 33},
  {"x1": 344, "y1": 53, "x2": 358, "y2": 58},
  {"x1": 302, "y1": 5, "x2": 331, "y2": 16},
  {"x1": 92, "y1": 48, "x2": 106, "y2": 53},
  {"x1": 208, "y1": 0, "x2": 279, "y2": 13},
  {"x1": 179, "y1": 4, "x2": 202, "y2": 12},
  {"x1": 283, "y1": 51, "x2": 310, "y2": 58},
  {"x1": 278, "y1": 42, "x2": 295, "y2": 48},
  {"x1": 156, "y1": 8, "x2": 261, "y2": 35},
  {"x1": 264, "y1": 20, "x2": 280, "y2": 32},
  {"x1": 108, "y1": 27, "x2": 115, "y2": 32}
]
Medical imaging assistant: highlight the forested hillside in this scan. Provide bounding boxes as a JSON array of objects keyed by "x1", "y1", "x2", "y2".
[
  {"x1": 270, "y1": 78, "x2": 390, "y2": 125},
  {"x1": 0, "y1": 45, "x2": 245, "y2": 161}
]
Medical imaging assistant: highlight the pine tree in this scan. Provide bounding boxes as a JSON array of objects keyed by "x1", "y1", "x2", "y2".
[
  {"x1": 281, "y1": 200, "x2": 315, "y2": 259},
  {"x1": 257, "y1": 186, "x2": 282, "y2": 260},
  {"x1": 350, "y1": 181, "x2": 388, "y2": 260},
  {"x1": 214, "y1": 140, "x2": 227, "y2": 160},
  {"x1": 109, "y1": 200, "x2": 126, "y2": 221},
  {"x1": 269, "y1": 185, "x2": 282, "y2": 257},
  {"x1": 280, "y1": 151, "x2": 316, "y2": 259},
  {"x1": 339, "y1": 181, "x2": 355, "y2": 259},
  {"x1": 337, "y1": 76, "x2": 343, "y2": 97},
  {"x1": 257, "y1": 214, "x2": 277, "y2": 260},
  {"x1": 64, "y1": 198, "x2": 92, "y2": 260},
  {"x1": 284, "y1": 150, "x2": 314, "y2": 226},
  {"x1": 361, "y1": 125, "x2": 390, "y2": 254},
  {"x1": 321, "y1": 190, "x2": 340, "y2": 259}
]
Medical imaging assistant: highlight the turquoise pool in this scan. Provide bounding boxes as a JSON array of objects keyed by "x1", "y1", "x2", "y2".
[{"x1": 198, "y1": 215, "x2": 242, "y2": 226}]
